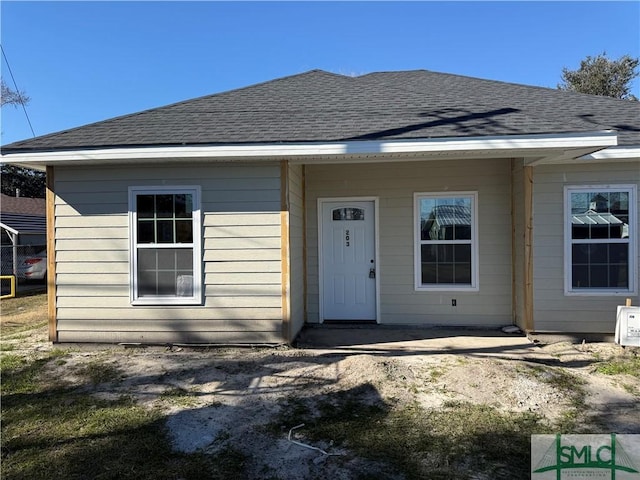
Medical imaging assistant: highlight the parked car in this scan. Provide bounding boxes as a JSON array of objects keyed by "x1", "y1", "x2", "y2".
[{"x1": 18, "y1": 250, "x2": 47, "y2": 282}]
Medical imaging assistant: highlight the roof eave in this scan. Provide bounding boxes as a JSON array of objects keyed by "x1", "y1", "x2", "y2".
[{"x1": 0, "y1": 131, "x2": 619, "y2": 168}]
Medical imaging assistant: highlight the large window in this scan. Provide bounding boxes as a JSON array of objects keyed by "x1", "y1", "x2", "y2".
[
  {"x1": 565, "y1": 185, "x2": 636, "y2": 295},
  {"x1": 414, "y1": 192, "x2": 478, "y2": 290},
  {"x1": 129, "y1": 186, "x2": 202, "y2": 305}
]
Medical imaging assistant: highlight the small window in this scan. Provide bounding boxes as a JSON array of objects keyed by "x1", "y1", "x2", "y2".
[
  {"x1": 414, "y1": 192, "x2": 478, "y2": 290},
  {"x1": 332, "y1": 207, "x2": 365, "y2": 221},
  {"x1": 565, "y1": 186, "x2": 636, "y2": 295},
  {"x1": 129, "y1": 186, "x2": 202, "y2": 305}
]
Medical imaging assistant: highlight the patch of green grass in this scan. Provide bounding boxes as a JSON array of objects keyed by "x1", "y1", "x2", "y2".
[
  {"x1": 1, "y1": 350, "x2": 246, "y2": 480},
  {"x1": 76, "y1": 359, "x2": 123, "y2": 385},
  {"x1": 0, "y1": 353, "x2": 27, "y2": 372},
  {"x1": 595, "y1": 356, "x2": 640, "y2": 378},
  {"x1": 1, "y1": 343, "x2": 17, "y2": 351},
  {"x1": 429, "y1": 367, "x2": 445, "y2": 381},
  {"x1": 160, "y1": 387, "x2": 201, "y2": 407},
  {"x1": 271, "y1": 384, "x2": 549, "y2": 479}
]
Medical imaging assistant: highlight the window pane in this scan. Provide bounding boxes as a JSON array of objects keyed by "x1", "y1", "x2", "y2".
[
  {"x1": 421, "y1": 244, "x2": 471, "y2": 285},
  {"x1": 419, "y1": 199, "x2": 437, "y2": 240},
  {"x1": 610, "y1": 265, "x2": 628, "y2": 289},
  {"x1": 137, "y1": 220, "x2": 155, "y2": 243},
  {"x1": 572, "y1": 265, "x2": 589, "y2": 289},
  {"x1": 420, "y1": 198, "x2": 471, "y2": 240},
  {"x1": 138, "y1": 249, "x2": 157, "y2": 270},
  {"x1": 176, "y1": 220, "x2": 193, "y2": 243},
  {"x1": 158, "y1": 251, "x2": 175, "y2": 270},
  {"x1": 332, "y1": 208, "x2": 364, "y2": 221},
  {"x1": 157, "y1": 220, "x2": 174, "y2": 243},
  {"x1": 157, "y1": 272, "x2": 176, "y2": 295},
  {"x1": 571, "y1": 191, "x2": 628, "y2": 240},
  {"x1": 156, "y1": 195, "x2": 174, "y2": 218},
  {"x1": 454, "y1": 244, "x2": 471, "y2": 262},
  {"x1": 137, "y1": 248, "x2": 194, "y2": 297},
  {"x1": 137, "y1": 195, "x2": 155, "y2": 218},
  {"x1": 571, "y1": 242, "x2": 629, "y2": 289},
  {"x1": 138, "y1": 250, "x2": 157, "y2": 296},
  {"x1": 176, "y1": 249, "x2": 192, "y2": 269},
  {"x1": 175, "y1": 194, "x2": 192, "y2": 218}
]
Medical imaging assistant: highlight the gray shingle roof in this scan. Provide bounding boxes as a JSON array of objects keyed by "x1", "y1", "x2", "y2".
[
  {"x1": 0, "y1": 194, "x2": 46, "y2": 216},
  {"x1": 2, "y1": 69, "x2": 639, "y2": 153}
]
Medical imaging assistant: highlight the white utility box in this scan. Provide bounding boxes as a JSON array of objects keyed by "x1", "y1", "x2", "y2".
[{"x1": 615, "y1": 306, "x2": 640, "y2": 347}]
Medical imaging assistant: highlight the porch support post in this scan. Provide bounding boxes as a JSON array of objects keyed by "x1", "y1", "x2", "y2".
[
  {"x1": 280, "y1": 160, "x2": 292, "y2": 343},
  {"x1": 523, "y1": 165, "x2": 534, "y2": 331},
  {"x1": 46, "y1": 166, "x2": 58, "y2": 342},
  {"x1": 301, "y1": 165, "x2": 308, "y2": 323},
  {"x1": 8, "y1": 231, "x2": 18, "y2": 277}
]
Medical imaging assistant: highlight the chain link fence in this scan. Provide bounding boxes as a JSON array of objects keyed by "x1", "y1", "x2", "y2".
[{"x1": 1, "y1": 244, "x2": 47, "y2": 282}]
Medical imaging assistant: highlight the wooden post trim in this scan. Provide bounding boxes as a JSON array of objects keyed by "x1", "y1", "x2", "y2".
[
  {"x1": 280, "y1": 160, "x2": 291, "y2": 343},
  {"x1": 46, "y1": 166, "x2": 58, "y2": 342},
  {"x1": 523, "y1": 165, "x2": 534, "y2": 331},
  {"x1": 301, "y1": 165, "x2": 308, "y2": 324},
  {"x1": 510, "y1": 159, "x2": 517, "y2": 325}
]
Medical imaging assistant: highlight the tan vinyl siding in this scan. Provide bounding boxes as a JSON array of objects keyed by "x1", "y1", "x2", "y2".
[
  {"x1": 305, "y1": 159, "x2": 513, "y2": 326},
  {"x1": 288, "y1": 163, "x2": 305, "y2": 339},
  {"x1": 532, "y1": 161, "x2": 640, "y2": 333},
  {"x1": 53, "y1": 163, "x2": 284, "y2": 344}
]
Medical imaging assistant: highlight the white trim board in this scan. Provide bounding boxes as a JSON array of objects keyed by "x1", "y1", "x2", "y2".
[{"x1": 2, "y1": 131, "x2": 618, "y2": 168}]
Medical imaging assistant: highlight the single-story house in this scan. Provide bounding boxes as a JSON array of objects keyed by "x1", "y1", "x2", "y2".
[{"x1": 1, "y1": 69, "x2": 638, "y2": 344}]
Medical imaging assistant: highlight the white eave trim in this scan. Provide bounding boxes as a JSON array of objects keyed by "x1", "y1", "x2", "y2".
[
  {"x1": 0, "y1": 130, "x2": 618, "y2": 166},
  {"x1": 578, "y1": 146, "x2": 640, "y2": 162}
]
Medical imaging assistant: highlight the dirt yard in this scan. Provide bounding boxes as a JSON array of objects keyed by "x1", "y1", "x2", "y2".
[{"x1": 2, "y1": 298, "x2": 639, "y2": 479}]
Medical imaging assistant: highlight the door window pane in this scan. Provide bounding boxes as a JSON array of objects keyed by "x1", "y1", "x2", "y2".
[{"x1": 332, "y1": 208, "x2": 364, "y2": 221}]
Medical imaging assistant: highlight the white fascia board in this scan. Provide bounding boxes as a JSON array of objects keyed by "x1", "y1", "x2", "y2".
[
  {"x1": 0, "y1": 130, "x2": 617, "y2": 166},
  {"x1": 578, "y1": 146, "x2": 640, "y2": 162}
]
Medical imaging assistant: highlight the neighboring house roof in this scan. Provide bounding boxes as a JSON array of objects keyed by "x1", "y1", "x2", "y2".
[
  {"x1": 571, "y1": 210, "x2": 624, "y2": 227},
  {"x1": 1, "y1": 194, "x2": 46, "y2": 216},
  {"x1": 430, "y1": 205, "x2": 472, "y2": 226},
  {"x1": 571, "y1": 210, "x2": 629, "y2": 239},
  {"x1": 0, "y1": 194, "x2": 46, "y2": 237},
  {"x1": 0, "y1": 212, "x2": 46, "y2": 236},
  {"x1": 2, "y1": 69, "x2": 639, "y2": 154}
]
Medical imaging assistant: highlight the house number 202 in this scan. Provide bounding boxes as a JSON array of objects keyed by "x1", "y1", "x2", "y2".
[{"x1": 345, "y1": 229, "x2": 350, "y2": 247}]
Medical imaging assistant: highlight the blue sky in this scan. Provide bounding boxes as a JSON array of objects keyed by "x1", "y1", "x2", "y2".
[{"x1": 1, "y1": 1, "x2": 639, "y2": 146}]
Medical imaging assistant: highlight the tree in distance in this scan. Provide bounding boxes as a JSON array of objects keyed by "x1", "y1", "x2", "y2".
[
  {"x1": 1, "y1": 79, "x2": 45, "y2": 198},
  {"x1": 1, "y1": 79, "x2": 30, "y2": 107},
  {"x1": 558, "y1": 52, "x2": 639, "y2": 100}
]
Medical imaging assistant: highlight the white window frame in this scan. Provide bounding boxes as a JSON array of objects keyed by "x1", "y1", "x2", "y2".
[
  {"x1": 414, "y1": 191, "x2": 479, "y2": 291},
  {"x1": 564, "y1": 184, "x2": 637, "y2": 296},
  {"x1": 128, "y1": 185, "x2": 202, "y2": 305}
]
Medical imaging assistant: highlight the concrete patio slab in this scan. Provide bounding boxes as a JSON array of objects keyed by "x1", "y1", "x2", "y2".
[{"x1": 294, "y1": 325, "x2": 548, "y2": 361}]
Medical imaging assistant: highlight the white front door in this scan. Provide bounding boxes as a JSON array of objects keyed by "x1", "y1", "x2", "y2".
[{"x1": 320, "y1": 200, "x2": 377, "y2": 321}]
